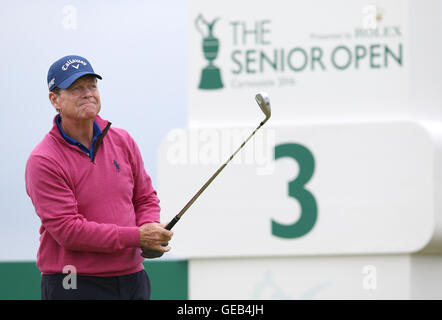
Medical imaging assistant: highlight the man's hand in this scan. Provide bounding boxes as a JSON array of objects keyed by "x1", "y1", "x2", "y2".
[{"x1": 139, "y1": 223, "x2": 173, "y2": 253}]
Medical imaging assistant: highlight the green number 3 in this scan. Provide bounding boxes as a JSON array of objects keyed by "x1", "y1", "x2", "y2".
[{"x1": 272, "y1": 143, "x2": 317, "y2": 239}]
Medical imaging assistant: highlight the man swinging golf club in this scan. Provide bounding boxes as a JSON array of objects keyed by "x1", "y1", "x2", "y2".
[
  {"x1": 25, "y1": 55, "x2": 173, "y2": 300},
  {"x1": 26, "y1": 55, "x2": 271, "y2": 299}
]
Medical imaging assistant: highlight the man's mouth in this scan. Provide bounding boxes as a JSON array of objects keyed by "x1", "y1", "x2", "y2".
[{"x1": 79, "y1": 101, "x2": 96, "y2": 108}]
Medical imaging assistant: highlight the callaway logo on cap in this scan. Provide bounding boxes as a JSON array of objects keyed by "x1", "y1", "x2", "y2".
[{"x1": 47, "y1": 55, "x2": 102, "y2": 91}]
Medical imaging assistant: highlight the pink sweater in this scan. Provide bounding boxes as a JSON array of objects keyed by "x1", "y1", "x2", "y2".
[{"x1": 25, "y1": 115, "x2": 160, "y2": 276}]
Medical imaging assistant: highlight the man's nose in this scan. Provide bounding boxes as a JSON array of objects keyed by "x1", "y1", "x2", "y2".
[{"x1": 82, "y1": 87, "x2": 93, "y2": 97}]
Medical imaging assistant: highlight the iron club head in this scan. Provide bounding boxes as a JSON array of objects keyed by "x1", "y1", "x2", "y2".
[{"x1": 255, "y1": 92, "x2": 271, "y2": 122}]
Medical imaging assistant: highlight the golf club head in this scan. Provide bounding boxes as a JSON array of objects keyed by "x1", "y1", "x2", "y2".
[{"x1": 255, "y1": 92, "x2": 271, "y2": 122}]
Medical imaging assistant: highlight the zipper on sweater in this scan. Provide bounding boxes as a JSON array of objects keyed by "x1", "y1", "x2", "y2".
[{"x1": 91, "y1": 122, "x2": 112, "y2": 163}]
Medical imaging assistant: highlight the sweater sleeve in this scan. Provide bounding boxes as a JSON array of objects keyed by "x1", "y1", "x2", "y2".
[
  {"x1": 25, "y1": 155, "x2": 140, "y2": 253},
  {"x1": 127, "y1": 135, "x2": 161, "y2": 226}
]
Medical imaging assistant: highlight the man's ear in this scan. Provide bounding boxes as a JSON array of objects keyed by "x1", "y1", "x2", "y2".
[{"x1": 49, "y1": 92, "x2": 60, "y2": 113}]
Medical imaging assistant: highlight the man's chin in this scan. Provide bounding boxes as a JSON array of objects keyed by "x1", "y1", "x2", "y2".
[
  {"x1": 80, "y1": 105, "x2": 100, "y2": 118},
  {"x1": 80, "y1": 110, "x2": 99, "y2": 121}
]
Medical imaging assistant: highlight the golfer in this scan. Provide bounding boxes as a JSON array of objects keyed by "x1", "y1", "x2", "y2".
[{"x1": 25, "y1": 55, "x2": 173, "y2": 300}]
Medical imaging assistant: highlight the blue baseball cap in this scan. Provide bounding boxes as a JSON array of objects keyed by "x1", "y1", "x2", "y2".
[{"x1": 47, "y1": 55, "x2": 102, "y2": 91}]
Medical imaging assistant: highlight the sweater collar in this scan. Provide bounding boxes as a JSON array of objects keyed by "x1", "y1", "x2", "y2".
[
  {"x1": 50, "y1": 114, "x2": 110, "y2": 159},
  {"x1": 51, "y1": 114, "x2": 109, "y2": 132}
]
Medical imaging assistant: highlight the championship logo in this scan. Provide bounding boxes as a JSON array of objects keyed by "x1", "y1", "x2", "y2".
[{"x1": 195, "y1": 14, "x2": 223, "y2": 90}]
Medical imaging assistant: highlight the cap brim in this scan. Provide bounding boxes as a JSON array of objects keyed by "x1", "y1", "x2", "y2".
[{"x1": 57, "y1": 72, "x2": 102, "y2": 89}]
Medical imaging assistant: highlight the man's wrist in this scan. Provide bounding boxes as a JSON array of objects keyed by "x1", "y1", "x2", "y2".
[{"x1": 118, "y1": 226, "x2": 140, "y2": 248}]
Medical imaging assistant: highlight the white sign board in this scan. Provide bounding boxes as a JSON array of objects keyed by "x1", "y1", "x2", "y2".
[{"x1": 158, "y1": 121, "x2": 439, "y2": 258}]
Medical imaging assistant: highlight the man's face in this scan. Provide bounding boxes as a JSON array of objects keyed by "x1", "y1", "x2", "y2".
[{"x1": 49, "y1": 75, "x2": 101, "y2": 121}]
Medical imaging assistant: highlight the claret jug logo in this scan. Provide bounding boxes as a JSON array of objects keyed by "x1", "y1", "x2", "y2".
[{"x1": 195, "y1": 14, "x2": 224, "y2": 90}]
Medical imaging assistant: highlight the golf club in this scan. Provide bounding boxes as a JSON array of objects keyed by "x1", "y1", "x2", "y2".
[{"x1": 141, "y1": 92, "x2": 272, "y2": 258}]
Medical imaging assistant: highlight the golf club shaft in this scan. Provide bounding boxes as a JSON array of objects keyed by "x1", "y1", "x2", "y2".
[
  {"x1": 141, "y1": 118, "x2": 269, "y2": 258},
  {"x1": 165, "y1": 119, "x2": 268, "y2": 230}
]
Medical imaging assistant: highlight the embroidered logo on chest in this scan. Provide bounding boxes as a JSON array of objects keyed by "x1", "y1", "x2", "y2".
[{"x1": 113, "y1": 160, "x2": 120, "y2": 172}]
